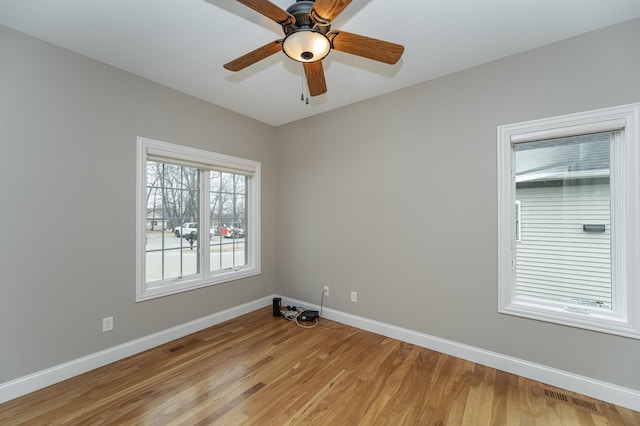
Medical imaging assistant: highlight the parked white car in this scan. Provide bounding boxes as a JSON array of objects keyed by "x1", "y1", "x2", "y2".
[
  {"x1": 174, "y1": 222, "x2": 197, "y2": 237},
  {"x1": 174, "y1": 222, "x2": 216, "y2": 238}
]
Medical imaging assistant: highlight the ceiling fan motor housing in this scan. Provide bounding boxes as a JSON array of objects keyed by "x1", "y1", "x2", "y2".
[{"x1": 285, "y1": 0, "x2": 330, "y2": 31}]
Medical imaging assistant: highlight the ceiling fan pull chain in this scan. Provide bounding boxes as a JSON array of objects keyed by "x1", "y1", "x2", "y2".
[{"x1": 301, "y1": 64, "x2": 309, "y2": 105}]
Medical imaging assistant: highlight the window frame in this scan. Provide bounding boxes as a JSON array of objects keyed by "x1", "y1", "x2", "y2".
[
  {"x1": 136, "y1": 137, "x2": 261, "y2": 302},
  {"x1": 497, "y1": 103, "x2": 640, "y2": 339}
]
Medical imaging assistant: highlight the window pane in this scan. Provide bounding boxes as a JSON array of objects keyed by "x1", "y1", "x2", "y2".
[
  {"x1": 514, "y1": 132, "x2": 611, "y2": 308},
  {"x1": 209, "y1": 172, "x2": 248, "y2": 273},
  {"x1": 235, "y1": 174, "x2": 246, "y2": 194},
  {"x1": 210, "y1": 171, "x2": 222, "y2": 193},
  {"x1": 145, "y1": 161, "x2": 200, "y2": 283}
]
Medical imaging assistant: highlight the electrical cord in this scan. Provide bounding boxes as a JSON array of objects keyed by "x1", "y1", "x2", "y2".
[
  {"x1": 282, "y1": 310, "x2": 299, "y2": 321},
  {"x1": 295, "y1": 315, "x2": 318, "y2": 328},
  {"x1": 280, "y1": 289, "x2": 327, "y2": 329},
  {"x1": 281, "y1": 308, "x2": 318, "y2": 328}
]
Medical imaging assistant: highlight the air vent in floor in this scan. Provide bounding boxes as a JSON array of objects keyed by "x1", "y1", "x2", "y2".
[
  {"x1": 544, "y1": 389, "x2": 568, "y2": 402},
  {"x1": 543, "y1": 388, "x2": 600, "y2": 413}
]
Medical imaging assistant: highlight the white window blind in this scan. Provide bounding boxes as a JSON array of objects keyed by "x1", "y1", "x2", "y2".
[{"x1": 146, "y1": 145, "x2": 256, "y2": 176}]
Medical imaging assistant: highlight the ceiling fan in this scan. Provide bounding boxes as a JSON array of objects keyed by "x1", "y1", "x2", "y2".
[{"x1": 223, "y1": 0, "x2": 405, "y2": 97}]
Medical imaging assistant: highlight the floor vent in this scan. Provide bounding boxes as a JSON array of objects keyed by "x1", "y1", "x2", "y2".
[
  {"x1": 544, "y1": 389, "x2": 568, "y2": 402},
  {"x1": 570, "y1": 397, "x2": 599, "y2": 412},
  {"x1": 169, "y1": 344, "x2": 186, "y2": 353},
  {"x1": 543, "y1": 388, "x2": 600, "y2": 413}
]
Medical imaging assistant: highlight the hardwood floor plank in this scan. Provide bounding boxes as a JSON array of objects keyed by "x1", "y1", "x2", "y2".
[
  {"x1": 543, "y1": 399, "x2": 565, "y2": 425},
  {"x1": 0, "y1": 307, "x2": 638, "y2": 425},
  {"x1": 504, "y1": 373, "x2": 522, "y2": 425},
  {"x1": 489, "y1": 369, "x2": 509, "y2": 425}
]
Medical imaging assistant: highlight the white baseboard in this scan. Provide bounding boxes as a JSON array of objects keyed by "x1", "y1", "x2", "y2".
[
  {"x1": 281, "y1": 296, "x2": 640, "y2": 412},
  {"x1": 0, "y1": 296, "x2": 274, "y2": 404},
  {"x1": 2, "y1": 295, "x2": 639, "y2": 412}
]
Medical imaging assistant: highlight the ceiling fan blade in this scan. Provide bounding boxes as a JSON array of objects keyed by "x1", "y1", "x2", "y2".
[
  {"x1": 311, "y1": 0, "x2": 352, "y2": 21},
  {"x1": 329, "y1": 30, "x2": 404, "y2": 64},
  {"x1": 303, "y1": 61, "x2": 327, "y2": 96},
  {"x1": 223, "y1": 40, "x2": 283, "y2": 71},
  {"x1": 236, "y1": 0, "x2": 295, "y2": 26}
]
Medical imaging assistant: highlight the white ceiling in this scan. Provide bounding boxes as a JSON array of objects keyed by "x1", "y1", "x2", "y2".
[{"x1": 1, "y1": 0, "x2": 640, "y2": 126}]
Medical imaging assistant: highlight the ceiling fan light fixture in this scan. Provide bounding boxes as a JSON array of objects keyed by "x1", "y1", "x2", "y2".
[{"x1": 282, "y1": 29, "x2": 330, "y2": 63}]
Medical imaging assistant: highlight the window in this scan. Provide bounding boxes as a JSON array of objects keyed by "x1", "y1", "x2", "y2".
[
  {"x1": 497, "y1": 103, "x2": 640, "y2": 338},
  {"x1": 136, "y1": 137, "x2": 261, "y2": 301}
]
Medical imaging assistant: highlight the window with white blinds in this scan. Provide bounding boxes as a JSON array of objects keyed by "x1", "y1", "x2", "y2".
[
  {"x1": 514, "y1": 132, "x2": 612, "y2": 308},
  {"x1": 136, "y1": 137, "x2": 261, "y2": 301},
  {"x1": 497, "y1": 103, "x2": 640, "y2": 339}
]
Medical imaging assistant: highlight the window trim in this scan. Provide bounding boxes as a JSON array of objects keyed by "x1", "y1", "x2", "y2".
[
  {"x1": 136, "y1": 137, "x2": 261, "y2": 302},
  {"x1": 497, "y1": 103, "x2": 640, "y2": 339}
]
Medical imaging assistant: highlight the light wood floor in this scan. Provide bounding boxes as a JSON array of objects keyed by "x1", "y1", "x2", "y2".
[{"x1": 1, "y1": 306, "x2": 638, "y2": 425}]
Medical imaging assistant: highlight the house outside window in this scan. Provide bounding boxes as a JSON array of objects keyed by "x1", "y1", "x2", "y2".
[
  {"x1": 514, "y1": 132, "x2": 611, "y2": 307},
  {"x1": 136, "y1": 137, "x2": 261, "y2": 301},
  {"x1": 497, "y1": 103, "x2": 640, "y2": 339}
]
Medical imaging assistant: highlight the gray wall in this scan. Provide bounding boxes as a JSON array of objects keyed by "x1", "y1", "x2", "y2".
[
  {"x1": 275, "y1": 18, "x2": 640, "y2": 391},
  {"x1": 0, "y1": 25, "x2": 277, "y2": 382},
  {"x1": 2, "y1": 17, "x2": 639, "y2": 394}
]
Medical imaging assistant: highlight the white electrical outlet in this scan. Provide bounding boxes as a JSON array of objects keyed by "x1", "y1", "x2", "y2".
[
  {"x1": 324, "y1": 285, "x2": 330, "y2": 296},
  {"x1": 102, "y1": 316, "x2": 113, "y2": 332},
  {"x1": 350, "y1": 291, "x2": 357, "y2": 302}
]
